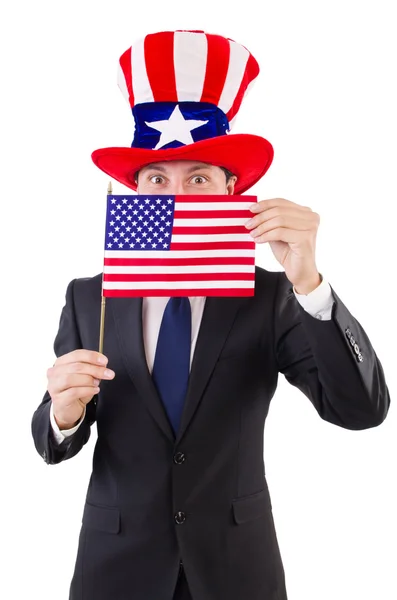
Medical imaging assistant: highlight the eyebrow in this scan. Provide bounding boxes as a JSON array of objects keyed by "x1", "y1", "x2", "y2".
[
  {"x1": 185, "y1": 163, "x2": 212, "y2": 173},
  {"x1": 141, "y1": 163, "x2": 212, "y2": 175}
]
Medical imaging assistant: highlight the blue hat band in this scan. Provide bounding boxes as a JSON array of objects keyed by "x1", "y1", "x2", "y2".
[{"x1": 131, "y1": 102, "x2": 230, "y2": 150}]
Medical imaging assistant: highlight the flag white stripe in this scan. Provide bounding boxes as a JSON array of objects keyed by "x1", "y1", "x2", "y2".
[
  {"x1": 218, "y1": 40, "x2": 250, "y2": 115},
  {"x1": 104, "y1": 265, "x2": 254, "y2": 274},
  {"x1": 131, "y1": 37, "x2": 154, "y2": 103},
  {"x1": 174, "y1": 202, "x2": 254, "y2": 211},
  {"x1": 227, "y1": 78, "x2": 257, "y2": 132},
  {"x1": 103, "y1": 281, "x2": 254, "y2": 290},
  {"x1": 105, "y1": 249, "x2": 255, "y2": 258},
  {"x1": 117, "y1": 62, "x2": 130, "y2": 105},
  {"x1": 173, "y1": 218, "x2": 248, "y2": 226},
  {"x1": 174, "y1": 31, "x2": 208, "y2": 101},
  {"x1": 171, "y1": 234, "x2": 251, "y2": 242},
  {"x1": 228, "y1": 114, "x2": 238, "y2": 131}
]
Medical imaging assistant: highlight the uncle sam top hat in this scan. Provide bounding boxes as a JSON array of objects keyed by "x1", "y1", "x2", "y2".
[{"x1": 91, "y1": 29, "x2": 274, "y2": 194}]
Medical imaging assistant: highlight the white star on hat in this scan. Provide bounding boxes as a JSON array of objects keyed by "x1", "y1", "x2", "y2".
[{"x1": 145, "y1": 105, "x2": 208, "y2": 150}]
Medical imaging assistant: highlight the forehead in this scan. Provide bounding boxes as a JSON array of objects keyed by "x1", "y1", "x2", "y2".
[{"x1": 139, "y1": 160, "x2": 215, "y2": 173}]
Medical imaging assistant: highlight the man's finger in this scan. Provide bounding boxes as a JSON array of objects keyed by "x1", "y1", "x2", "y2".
[{"x1": 54, "y1": 349, "x2": 108, "y2": 367}]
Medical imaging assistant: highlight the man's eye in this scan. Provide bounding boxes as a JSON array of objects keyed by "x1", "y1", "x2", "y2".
[
  {"x1": 191, "y1": 176, "x2": 207, "y2": 184},
  {"x1": 149, "y1": 175, "x2": 165, "y2": 184}
]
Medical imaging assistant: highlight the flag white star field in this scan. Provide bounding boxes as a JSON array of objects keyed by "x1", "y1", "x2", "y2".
[{"x1": 102, "y1": 194, "x2": 257, "y2": 297}]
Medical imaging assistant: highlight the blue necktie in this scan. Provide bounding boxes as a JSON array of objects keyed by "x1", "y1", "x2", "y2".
[{"x1": 152, "y1": 297, "x2": 192, "y2": 435}]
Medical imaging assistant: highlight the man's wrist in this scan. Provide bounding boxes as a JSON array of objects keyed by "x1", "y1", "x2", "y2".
[
  {"x1": 294, "y1": 272, "x2": 322, "y2": 295},
  {"x1": 54, "y1": 413, "x2": 83, "y2": 430}
]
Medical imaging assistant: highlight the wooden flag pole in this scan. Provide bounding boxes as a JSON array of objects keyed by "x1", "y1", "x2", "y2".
[{"x1": 98, "y1": 180, "x2": 112, "y2": 354}]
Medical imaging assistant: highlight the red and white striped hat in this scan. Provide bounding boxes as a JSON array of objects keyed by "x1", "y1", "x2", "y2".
[{"x1": 91, "y1": 30, "x2": 274, "y2": 194}]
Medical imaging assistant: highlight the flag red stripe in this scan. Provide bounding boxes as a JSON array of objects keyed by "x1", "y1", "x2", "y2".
[
  {"x1": 104, "y1": 257, "x2": 254, "y2": 266},
  {"x1": 172, "y1": 225, "x2": 249, "y2": 234},
  {"x1": 175, "y1": 194, "x2": 255, "y2": 203},
  {"x1": 103, "y1": 273, "x2": 255, "y2": 282},
  {"x1": 119, "y1": 47, "x2": 134, "y2": 107},
  {"x1": 200, "y1": 33, "x2": 230, "y2": 105},
  {"x1": 103, "y1": 288, "x2": 254, "y2": 297},
  {"x1": 174, "y1": 210, "x2": 252, "y2": 219},
  {"x1": 170, "y1": 242, "x2": 254, "y2": 250},
  {"x1": 226, "y1": 53, "x2": 259, "y2": 123},
  {"x1": 144, "y1": 31, "x2": 177, "y2": 102},
  {"x1": 108, "y1": 194, "x2": 255, "y2": 203}
]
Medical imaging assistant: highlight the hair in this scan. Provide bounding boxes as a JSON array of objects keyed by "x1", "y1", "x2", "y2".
[
  {"x1": 219, "y1": 166, "x2": 235, "y2": 183},
  {"x1": 134, "y1": 164, "x2": 236, "y2": 184}
]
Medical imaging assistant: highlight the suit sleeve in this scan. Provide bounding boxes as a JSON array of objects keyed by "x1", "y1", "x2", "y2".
[
  {"x1": 273, "y1": 271, "x2": 390, "y2": 430},
  {"x1": 31, "y1": 278, "x2": 97, "y2": 464}
]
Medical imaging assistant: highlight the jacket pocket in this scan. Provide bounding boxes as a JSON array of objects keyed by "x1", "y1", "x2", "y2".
[
  {"x1": 82, "y1": 501, "x2": 121, "y2": 534},
  {"x1": 231, "y1": 488, "x2": 272, "y2": 525}
]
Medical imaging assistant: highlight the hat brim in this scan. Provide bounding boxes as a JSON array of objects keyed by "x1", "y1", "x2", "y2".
[{"x1": 91, "y1": 134, "x2": 273, "y2": 195}]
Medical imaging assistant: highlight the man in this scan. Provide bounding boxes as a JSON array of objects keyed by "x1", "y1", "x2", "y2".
[{"x1": 31, "y1": 31, "x2": 390, "y2": 600}]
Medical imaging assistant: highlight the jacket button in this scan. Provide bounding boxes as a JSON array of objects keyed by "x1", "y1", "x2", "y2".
[
  {"x1": 354, "y1": 343, "x2": 360, "y2": 354},
  {"x1": 174, "y1": 452, "x2": 186, "y2": 464},
  {"x1": 357, "y1": 353, "x2": 364, "y2": 362},
  {"x1": 345, "y1": 328, "x2": 352, "y2": 338},
  {"x1": 175, "y1": 511, "x2": 186, "y2": 524},
  {"x1": 350, "y1": 336, "x2": 356, "y2": 346}
]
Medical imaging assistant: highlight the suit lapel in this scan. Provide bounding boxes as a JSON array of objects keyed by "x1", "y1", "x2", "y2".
[
  {"x1": 110, "y1": 296, "x2": 175, "y2": 442},
  {"x1": 176, "y1": 296, "x2": 245, "y2": 444},
  {"x1": 110, "y1": 295, "x2": 245, "y2": 446}
]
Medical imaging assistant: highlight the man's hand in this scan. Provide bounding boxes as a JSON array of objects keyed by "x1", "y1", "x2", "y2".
[
  {"x1": 245, "y1": 197, "x2": 321, "y2": 293},
  {"x1": 47, "y1": 349, "x2": 115, "y2": 429}
]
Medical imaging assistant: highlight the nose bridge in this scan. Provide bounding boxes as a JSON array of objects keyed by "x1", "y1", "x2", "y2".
[{"x1": 173, "y1": 178, "x2": 187, "y2": 195}]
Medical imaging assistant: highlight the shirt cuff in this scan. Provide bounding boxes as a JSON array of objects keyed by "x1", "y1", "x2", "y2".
[
  {"x1": 293, "y1": 274, "x2": 334, "y2": 320},
  {"x1": 50, "y1": 402, "x2": 86, "y2": 444}
]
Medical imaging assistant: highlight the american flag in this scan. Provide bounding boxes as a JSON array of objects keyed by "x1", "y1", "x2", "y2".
[{"x1": 102, "y1": 194, "x2": 257, "y2": 297}]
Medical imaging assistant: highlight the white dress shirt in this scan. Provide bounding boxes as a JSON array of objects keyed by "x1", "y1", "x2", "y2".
[{"x1": 50, "y1": 276, "x2": 334, "y2": 444}]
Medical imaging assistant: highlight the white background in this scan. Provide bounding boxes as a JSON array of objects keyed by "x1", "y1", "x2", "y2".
[{"x1": 1, "y1": 1, "x2": 396, "y2": 598}]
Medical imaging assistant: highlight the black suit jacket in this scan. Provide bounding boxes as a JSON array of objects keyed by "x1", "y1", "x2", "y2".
[{"x1": 31, "y1": 267, "x2": 390, "y2": 600}]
